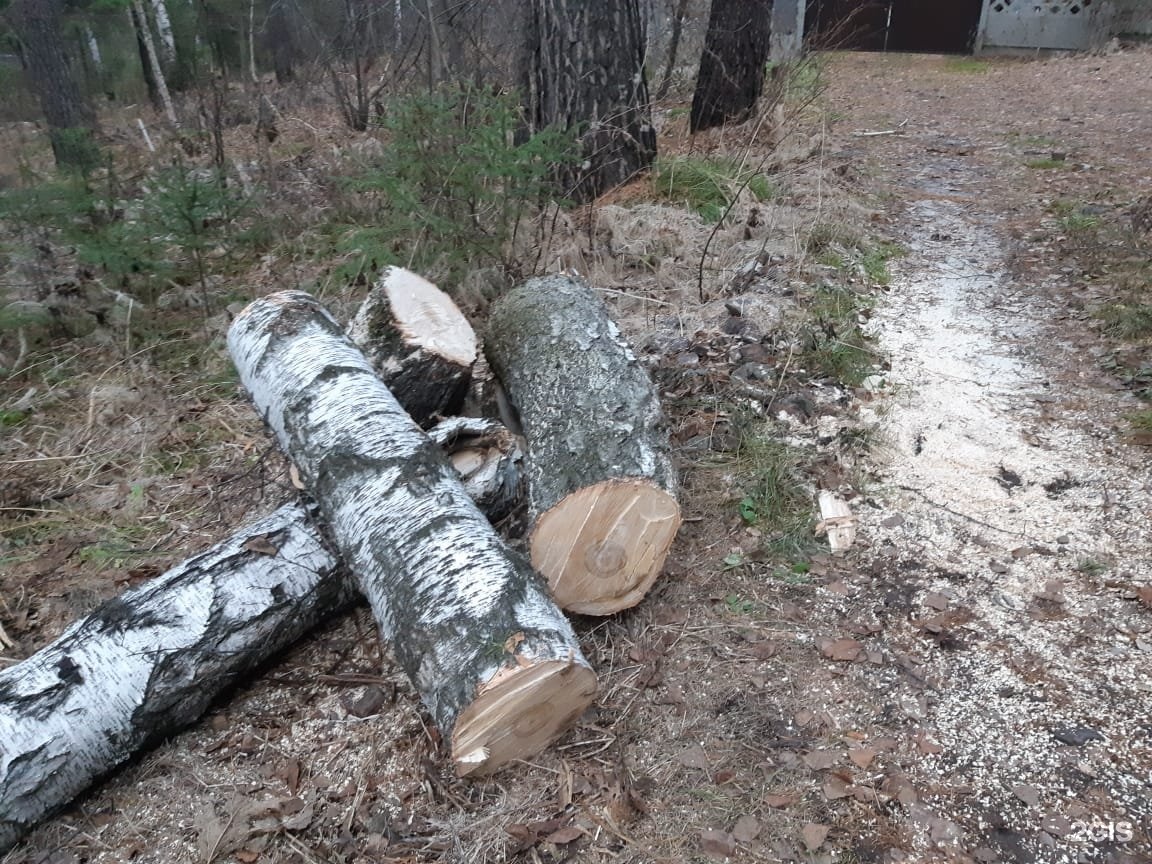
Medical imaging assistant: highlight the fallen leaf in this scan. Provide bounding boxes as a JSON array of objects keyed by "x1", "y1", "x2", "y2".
[
  {"x1": 848, "y1": 747, "x2": 877, "y2": 769},
  {"x1": 914, "y1": 731, "x2": 943, "y2": 755},
  {"x1": 764, "y1": 793, "x2": 796, "y2": 808},
  {"x1": 823, "y1": 777, "x2": 853, "y2": 799},
  {"x1": 700, "y1": 829, "x2": 739, "y2": 858},
  {"x1": 732, "y1": 814, "x2": 760, "y2": 843},
  {"x1": 546, "y1": 826, "x2": 584, "y2": 844},
  {"x1": 503, "y1": 631, "x2": 525, "y2": 653},
  {"x1": 678, "y1": 744, "x2": 711, "y2": 770},
  {"x1": 713, "y1": 769, "x2": 736, "y2": 785},
  {"x1": 277, "y1": 759, "x2": 301, "y2": 795},
  {"x1": 802, "y1": 822, "x2": 830, "y2": 851},
  {"x1": 923, "y1": 591, "x2": 950, "y2": 611},
  {"x1": 820, "y1": 637, "x2": 863, "y2": 662},
  {"x1": 803, "y1": 750, "x2": 838, "y2": 770},
  {"x1": 235, "y1": 852, "x2": 260, "y2": 864},
  {"x1": 1012, "y1": 784, "x2": 1040, "y2": 807},
  {"x1": 289, "y1": 463, "x2": 305, "y2": 490},
  {"x1": 1137, "y1": 586, "x2": 1152, "y2": 608},
  {"x1": 243, "y1": 535, "x2": 279, "y2": 557}
]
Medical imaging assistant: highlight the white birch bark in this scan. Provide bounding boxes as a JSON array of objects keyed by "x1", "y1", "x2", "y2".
[
  {"x1": 149, "y1": 0, "x2": 176, "y2": 66},
  {"x1": 131, "y1": 0, "x2": 178, "y2": 127},
  {"x1": 0, "y1": 503, "x2": 350, "y2": 854},
  {"x1": 83, "y1": 24, "x2": 102, "y2": 68},
  {"x1": 0, "y1": 415, "x2": 524, "y2": 855},
  {"x1": 228, "y1": 291, "x2": 595, "y2": 776}
]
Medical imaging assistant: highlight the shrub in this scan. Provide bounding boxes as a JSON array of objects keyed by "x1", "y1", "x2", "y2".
[{"x1": 334, "y1": 86, "x2": 576, "y2": 292}]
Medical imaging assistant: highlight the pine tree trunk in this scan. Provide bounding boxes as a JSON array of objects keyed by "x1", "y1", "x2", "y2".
[
  {"x1": 0, "y1": 503, "x2": 351, "y2": 855},
  {"x1": 690, "y1": 0, "x2": 773, "y2": 133},
  {"x1": 229, "y1": 291, "x2": 596, "y2": 776},
  {"x1": 4, "y1": 0, "x2": 98, "y2": 171},
  {"x1": 522, "y1": 0, "x2": 657, "y2": 203},
  {"x1": 485, "y1": 276, "x2": 681, "y2": 615}
]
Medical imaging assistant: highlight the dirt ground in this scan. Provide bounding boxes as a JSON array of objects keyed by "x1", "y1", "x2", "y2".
[{"x1": 3, "y1": 48, "x2": 1151, "y2": 864}]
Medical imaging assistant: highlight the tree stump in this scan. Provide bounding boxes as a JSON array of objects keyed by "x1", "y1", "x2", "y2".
[
  {"x1": 229, "y1": 290, "x2": 596, "y2": 776},
  {"x1": 485, "y1": 276, "x2": 681, "y2": 614}
]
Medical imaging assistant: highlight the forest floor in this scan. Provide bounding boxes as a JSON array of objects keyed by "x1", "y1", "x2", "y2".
[{"x1": 2, "y1": 48, "x2": 1152, "y2": 864}]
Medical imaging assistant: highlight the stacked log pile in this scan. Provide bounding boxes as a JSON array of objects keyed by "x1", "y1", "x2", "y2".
[{"x1": 0, "y1": 267, "x2": 680, "y2": 852}]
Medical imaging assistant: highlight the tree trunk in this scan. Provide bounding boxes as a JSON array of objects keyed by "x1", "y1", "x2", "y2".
[
  {"x1": 485, "y1": 276, "x2": 681, "y2": 615},
  {"x1": 690, "y1": 0, "x2": 773, "y2": 133},
  {"x1": 130, "y1": 0, "x2": 179, "y2": 127},
  {"x1": 654, "y1": 0, "x2": 691, "y2": 100},
  {"x1": 0, "y1": 413, "x2": 524, "y2": 855},
  {"x1": 149, "y1": 0, "x2": 177, "y2": 67},
  {"x1": 0, "y1": 503, "x2": 351, "y2": 855},
  {"x1": 347, "y1": 267, "x2": 476, "y2": 429},
  {"x1": 229, "y1": 291, "x2": 596, "y2": 776},
  {"x1": 267, "y1": 0, "x2": 297, "y2": 83},
  {"x1": 522, "y1": 0, "x2": 657, "y2": 204},
  {"x1": 4, "y1": 0, "x2": 98, "y2": 171}
]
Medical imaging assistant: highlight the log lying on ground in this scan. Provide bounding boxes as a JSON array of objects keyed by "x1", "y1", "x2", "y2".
[
  {"x1": 229, "y1": 290, "x2": 596, "y2": 776},
  {"x1": 485, "y1": 276, "x2": 681, "y2": 615},
  {"x1": 0, "y1": 418, "x2": 523, "y2": 854},
  {"x1": 347, "y1": 266, "x2": 477, "y2": 427},
  {"x1": 0, "y1": 503, "x2": 350, "y2": 854},
  {"x1": 428, "y1": 416, "x2": 524, "y2": 523}
]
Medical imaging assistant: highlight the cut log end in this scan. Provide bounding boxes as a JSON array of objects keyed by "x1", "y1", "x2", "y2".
[
  {"x1": 451, "y1": 659, "x2": 597, "y2": 777},
  {"x1": 382, "y1": 267, "x2": 476, "y2": 366},
  {"x1": 347, "y1": 267, "x2": 477, "y2": 427},
  {"x1": 531, "y1": 479, "x2": 681, "y2": 615}
]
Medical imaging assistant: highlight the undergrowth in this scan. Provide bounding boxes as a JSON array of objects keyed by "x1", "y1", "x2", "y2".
[
  {"x1": 730, "y1": 414, "x2": 815, "y2": 560},
  {"x1": 652, "y1": 156, "x2": 774, "y2": 222},
  {"x1": 331, "y1": 85, "x2": 576, "y2": 292}
]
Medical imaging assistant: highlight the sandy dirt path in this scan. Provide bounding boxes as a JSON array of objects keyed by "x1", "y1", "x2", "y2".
[{"x1": 828, "y1": 51, "x2": 1152, "y2": 864}]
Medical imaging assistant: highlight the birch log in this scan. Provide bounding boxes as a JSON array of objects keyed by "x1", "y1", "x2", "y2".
[
  {"x1": 0, "y1": 503, "x2": 350, "y2": 854},
  {"x1": 347, "y1": 267, "x2": 476, "y2": 428},
  {"x1": 229, "y1": 291, "x2": 596, "y2": 776},
  {"x1": 485, "y1": 276, "x2": 681, "y2": 615},
  {"x1": 0, "y1": 416, "x2": 524, "y2": 855}
]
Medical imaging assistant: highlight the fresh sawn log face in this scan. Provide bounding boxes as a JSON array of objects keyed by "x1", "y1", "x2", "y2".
[
  {"x1": 485, "y1": 276, "x2": 681, "y2": 615},
  {"x1": 0, "y1": 503, "x2": 351, "y2": 854},
  {"x1": 229, "y1": 290, "x2": 596, "y2": 776},
  {"x1": 347, "y1": 266, "x2": 476, "y2": 427}
]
